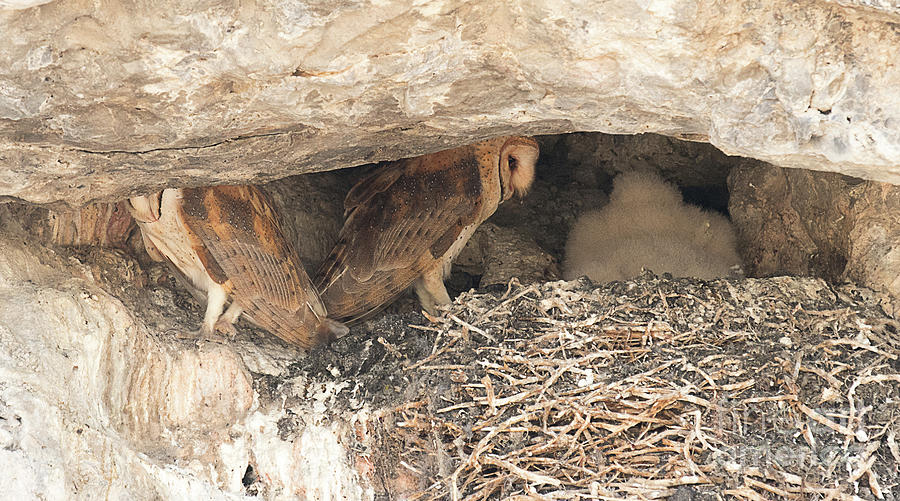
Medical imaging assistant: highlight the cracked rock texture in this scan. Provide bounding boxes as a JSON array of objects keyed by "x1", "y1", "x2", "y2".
[
  {"x1": 1, "y1": 0, "x2": 900, "y2": 206},
  {"x1": 729, "y1": 161, "x2": 900, "y2": 315},
  {"x1": 0, "y1": 210, "x2": 370, "y2": 500}
]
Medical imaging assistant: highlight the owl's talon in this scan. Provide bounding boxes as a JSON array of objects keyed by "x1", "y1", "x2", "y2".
[
  {"x1": 196, "y1": 327, "x2": 228, "y2": 346},
  {"x1": 214, "y1": 318, "x2": 238, "y2": 339}
]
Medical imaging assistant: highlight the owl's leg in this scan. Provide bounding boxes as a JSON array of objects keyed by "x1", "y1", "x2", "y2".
[
  {"x1": 199, "y1": 283, "x2": 228, "y2": 339},
  {"x1": 414, "y1": 265, "x2": 452, "y2": 316}
]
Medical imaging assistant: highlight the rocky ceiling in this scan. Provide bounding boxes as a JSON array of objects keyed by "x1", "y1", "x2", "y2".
[{"x1": 1, "y1": 0, "x2": 899, "y2": 208}]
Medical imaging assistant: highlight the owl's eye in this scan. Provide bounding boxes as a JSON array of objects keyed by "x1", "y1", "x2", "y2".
[{"x1": 509, "y1": 156, "x2": 519, "y2": 172}]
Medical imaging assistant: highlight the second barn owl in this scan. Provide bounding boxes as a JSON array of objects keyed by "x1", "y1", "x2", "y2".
[
  {"x1": 127, "y1": 185, "x2": 348, "y2": 350},
  {"x1": 316, "y1": 136, "x2": 539, "y2": 322}
]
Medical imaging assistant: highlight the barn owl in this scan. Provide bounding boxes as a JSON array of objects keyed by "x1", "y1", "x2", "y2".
[
  {"x1": 564, "y1": 171, "x2": 741, "y2": 283},
  {"x1": 126, "y1": 185, "x2": 348, "y2": 350},
  {"x1": 315, "y1": 136, "x2": 539, "y2": 322}
]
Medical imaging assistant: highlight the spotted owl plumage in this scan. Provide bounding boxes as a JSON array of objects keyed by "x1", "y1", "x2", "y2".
[
  {"x1": 127, "y1": 185, "x2": 347, "y2": 350},
  {"x1": 316, "y1": 136, "x2": 539, "y2": 322}
]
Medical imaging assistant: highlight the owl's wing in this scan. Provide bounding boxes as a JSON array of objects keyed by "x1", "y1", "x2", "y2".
[
  {"x1": 316, "y1": 149, "x2": 484, "y2": 322},
  {"x1": 180, "y1": 185, "x2": 339, "y2": 349}
]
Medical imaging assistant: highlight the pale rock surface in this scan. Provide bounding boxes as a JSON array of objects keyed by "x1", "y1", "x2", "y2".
[
  {"x1": 0, "y1": 211, "x2": 372, "y2": 500},
  {"x1": 1, "y1": 0, "x2": 900, "y2": 206},
  {"x1": 728, "y1": 161, "x2": 900, "y2": 315},
  {"x1": 0, "y1": 0, "x2": 51, "y2": 9},
  {"x1": 564, "y1": 171, "x2": 741, "y2": 282}
]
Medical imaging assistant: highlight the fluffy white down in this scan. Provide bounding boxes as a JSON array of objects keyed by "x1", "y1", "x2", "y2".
[{"x1": 564, "y1": 171, "x2": 741, "y2": 282}]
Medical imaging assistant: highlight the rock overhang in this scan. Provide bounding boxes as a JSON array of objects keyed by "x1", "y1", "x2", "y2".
[{"x1": 0, "y1": 0, "x2": 898, "y2": 207}]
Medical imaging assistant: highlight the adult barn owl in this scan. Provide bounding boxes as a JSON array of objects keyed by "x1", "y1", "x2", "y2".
[
  {"x1": 127, "y1": 185, "x2": 348, "y2": 350},
  {"x1": 316, "y1": 136, "x2": 539, "y2": 322}
]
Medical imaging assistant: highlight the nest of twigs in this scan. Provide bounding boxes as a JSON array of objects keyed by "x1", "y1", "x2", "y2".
[{"x1": 364, "y1": 273, "x2": 900, "y2": 500}]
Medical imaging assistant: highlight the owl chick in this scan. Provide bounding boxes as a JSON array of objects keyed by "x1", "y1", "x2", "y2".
[
  {"x1": 564, "y1": 171, "x2": 741, "y2": 282},
  {"x1": 316, "y1": 136, "x2": 539, "y2": 322},
  {"x1": 127, "y1": 185, "x2": 348, "y2": 350}
]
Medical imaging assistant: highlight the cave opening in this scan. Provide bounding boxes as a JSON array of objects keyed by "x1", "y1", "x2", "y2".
[
  {"x1": 5, "y1": 131, "x2": 845, "y2": 331},
  {"x1": 469, "y1": 132, "x2": 743, "y2": 292},
  {"x1": 1, "y1": 131, "x2": 898, "y2": 500},
  {"x1": 265, "y1": 131, "x2": 750, "y2": 320}
]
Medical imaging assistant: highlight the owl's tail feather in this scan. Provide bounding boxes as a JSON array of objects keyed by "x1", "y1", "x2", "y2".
[{"x1": 316, "y1": 318, "x2": 350, "y2": 345}]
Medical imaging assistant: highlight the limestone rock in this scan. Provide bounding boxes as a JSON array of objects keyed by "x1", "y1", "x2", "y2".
[
  {"x1": 6, "y1": 199, "x2": 141, "y2": 252},
  {"x1": 728, "y1": 162, "x2": 900, "y2": 313},
  {"x1": 728, "y1": 161, "x2": 837, "y2": 279},
  {"x1": 0, "y1": 208, "x2": 369, "y2": 499},
  {"x1": 48, "y1": 200, "x2": 135, "y2": 248},
  {"x1": 455, "y1": 222, "x2": 558, "y2": 288},
  {"x1": 1, "y1": 0, "x2": 900, "y2": 206}
]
